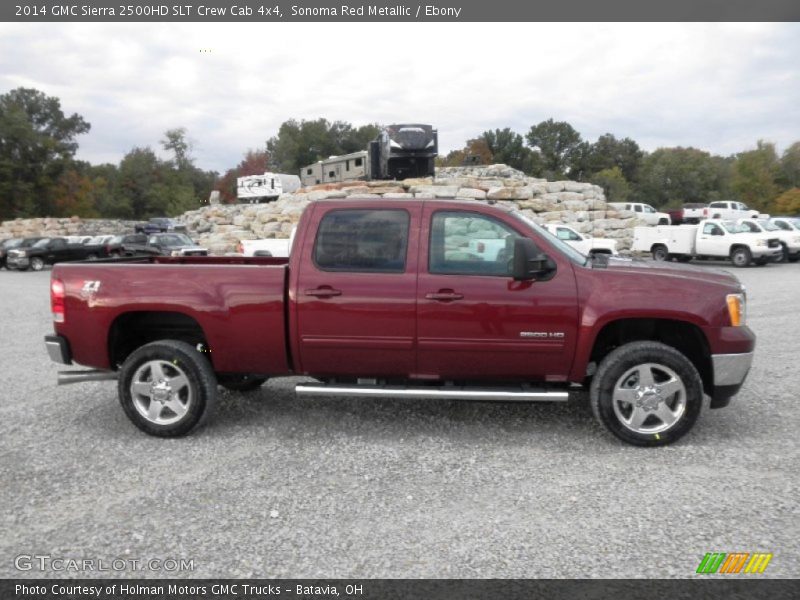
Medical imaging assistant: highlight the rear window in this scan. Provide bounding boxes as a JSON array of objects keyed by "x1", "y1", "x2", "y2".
[{"x1": 314, "y1": 209, "x2": 409, "y2": 273}]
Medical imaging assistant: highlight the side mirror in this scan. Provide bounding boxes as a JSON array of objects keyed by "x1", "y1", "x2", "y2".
[{"x1": 512, "y1": 238, "x2": 556, "y2": 281}]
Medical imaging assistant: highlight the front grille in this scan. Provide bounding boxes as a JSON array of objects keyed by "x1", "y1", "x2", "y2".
[{"x1": 768, "y1": 238, "x2": 780, "y2": 248}]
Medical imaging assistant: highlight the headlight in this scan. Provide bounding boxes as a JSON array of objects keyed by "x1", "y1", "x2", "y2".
[
  {"x1": 793, "y1": 236, "x2": 800, "y2": 244},
  {"x1": 18, "y1": 251, "x2": 27, "y2": 257},
  {"x1": 726, "y1": 293, "x2": 746, "y2": 327},
  {"x1": 755, "y1": 239, "x2": 766, "y2": 247}
]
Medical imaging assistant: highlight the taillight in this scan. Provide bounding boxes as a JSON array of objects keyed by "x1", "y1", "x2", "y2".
[
  {"x1": 703, "y1": 208, "x2": 708, "y2": 216},
  {"x1": 51, "y1": 278, "x2": 65, "y2": 323}
]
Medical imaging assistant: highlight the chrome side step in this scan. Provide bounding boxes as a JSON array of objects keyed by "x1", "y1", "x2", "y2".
[
  {"x1": 295, "y1": 383, "x2": 568, "y2": 402},
  {"x1": 57, "y1": 370, "x2": 119, "y2": 385}
]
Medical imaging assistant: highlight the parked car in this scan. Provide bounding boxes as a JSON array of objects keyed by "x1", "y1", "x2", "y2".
[
  {"x1": 632, "y1": 219, "x2": 782, "y2": 266},
  {"x1": 609, "y1": 202, "x2": 671, "y2": 226},
  {"x1": 1, "y1": 237, "x2": 46, "y2": 269},
  {"x1": 47, "y1": 198, "x2": 755, "y2": 447},
  {"x1": 105, "y1": 234, "x2": 147, "y2": 257},
  {"x1": 6, "y1": 236, "x2": 108, "y2": 271},
  {"x1": 123, "y1": 233, "x2": 207, "y2": 257},
  {"x1": 134, "y1": 218, "x2": 187, "y2": 234},
  {"x1": 706, "y1": 201, "x2": 762, "y2": 220},
  {"x1": 738, "y1": 218, "x2": 800, "y2": 263},
  {"x1": 681, "y1": 203, "x2": 709, "y2": 224},
  {"x1": 544, "y1": 224, "x2": 618, "y2": 256},
  {"x1": 236, "y1": 228, "x2": 298, "y2": 257},
  {"x1": 85, "y1": 235, "x2": 115, "y2": 246}
]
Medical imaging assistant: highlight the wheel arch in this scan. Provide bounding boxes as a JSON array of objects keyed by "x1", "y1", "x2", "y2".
[
  {"x1": 584, "y1": 318, "x2": 713, "y2": 397},
  {"x1": 108, "y1": 311, "x2": 210, "y2": 369}
]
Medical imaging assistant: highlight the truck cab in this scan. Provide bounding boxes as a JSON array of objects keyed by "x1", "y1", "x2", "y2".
[{"x1": 738, "y1": 218, "x2": 800, "y2": 263}]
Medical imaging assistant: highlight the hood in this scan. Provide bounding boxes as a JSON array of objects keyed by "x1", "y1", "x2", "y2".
[{"x1": 601, "y1": 256, "x2": 742, "y2": 289}]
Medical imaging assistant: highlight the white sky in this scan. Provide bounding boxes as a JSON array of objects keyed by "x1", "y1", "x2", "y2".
[{"x1": 1, "y1": 22, "x2": 798, "y2": 173}]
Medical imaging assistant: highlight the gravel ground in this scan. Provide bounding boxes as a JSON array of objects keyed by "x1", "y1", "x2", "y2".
[{"x1": 0, "y1": 263, "x2": 798, "y2": 579}]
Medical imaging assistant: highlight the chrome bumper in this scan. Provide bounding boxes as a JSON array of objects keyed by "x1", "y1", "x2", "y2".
[{"x1": 712, "y1": 352, "x2": 754, "y2": 386}]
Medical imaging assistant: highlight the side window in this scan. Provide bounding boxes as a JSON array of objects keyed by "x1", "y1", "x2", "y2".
[
  {"x1": 556, "y1": 227, "x2": 581, "y2": 241},
  {"x1": 644, "y1": 205, "x2": 655, "y2": 213},
  {"x1": 635, "y1": 205, "x2": 643, "y2": 212},
  {"x1": 775, "y1": 221, "x2": 790, "y2": 231},
  {"x1": 306, "y1": 168, "x2": 313, "y2": 175},
  {"x1": 51, "y1": 238, "x2": 66, "y2": 248},
  {"x1": 354, "y1": 157, "x2": 363, "y2": 167},
  {"x1": 429, "y1": 211, "x2": 521, "y2": 276},
  {"x1": 703, "y1": 223, "x2": 722, "y2": 236},
  {"x1": 741, "y1": 222, "x2": 758, "y2": 233},
  {"x1": 314, "y1": 209, "x2": 409, "y2": 273}
]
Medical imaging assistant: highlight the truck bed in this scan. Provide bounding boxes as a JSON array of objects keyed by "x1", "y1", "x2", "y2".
[{"x1": 52, "y1": 257, "x2": 292, "y2": 375}]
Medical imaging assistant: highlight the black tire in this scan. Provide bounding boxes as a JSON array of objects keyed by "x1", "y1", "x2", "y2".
[
  {"x1": 219, "y1": 374, "x2": 268, "y2": 392},
  {"x1": 30, "y1": 257, "x2": 45, "y2": 271},
  {"x1": 118, "y1": 340, "x2": 217, "y2": 437},
  {"x1": 590, "y1": 341, "x2": 703, "y2": 446},
  {"x1": 754, "y1": 257, "x2": 769, "y2": 266},
  {"x1": 658, "y1": 218, "x2": 669, "y2": 225},
  {"x1": 110, "y1": 251, "x2": 120, "y2": 258},
  {"x1": 778, "y1": 243, "x2": 788, "y2": 263},
  {"x1": 730, "y1": 247, "x2": 751, "y2": 268},
  {"x1": 86, "y1": 253, "x2": 98, "y2": 261},
  {"x1": 652, "y1": 245, "x2": 669, "y2": 261},
  {"x1": 788, "y1": 255, "x2": 799, "y2": 263}
]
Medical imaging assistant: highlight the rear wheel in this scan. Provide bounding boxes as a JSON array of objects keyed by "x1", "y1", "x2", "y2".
[
  {"x1": 730, "y1": 247, "x2": 751, "y2": 268},
  {"x1": 652, "y1": 245, "x2": 669, "y2": 261},
  {"x1": 219, "y1": 374, "x2": 268, "y2": 392},
  {"x1": 590, "y1": 341, "x2": 703, "y2": 446},
  {"x1": 118, "y1": 340, "x2": 217, "y2": 437}
]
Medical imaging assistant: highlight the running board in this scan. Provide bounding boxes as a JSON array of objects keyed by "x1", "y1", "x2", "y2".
[{"x1": 295, "y1": 383, "x2": 568, "y2": 402}]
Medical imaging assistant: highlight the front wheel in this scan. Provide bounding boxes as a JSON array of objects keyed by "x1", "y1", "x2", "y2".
[
  {"x1": 30, "y1": 257, "x2": 45, "y2": 271},
  {"x1": 118, "y1": 340, "x2": 218, "y2": 437},
  {"x1": 730, "y1": 247, "x2": 751, "y2": 268},
  {"x1": 590, "y1": 341, "x2": 703, "y2": 446}
]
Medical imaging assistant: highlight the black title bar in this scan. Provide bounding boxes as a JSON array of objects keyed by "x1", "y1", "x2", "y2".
[{"x1": 3, "y1": 0, "x2": 800, "y2": 22}]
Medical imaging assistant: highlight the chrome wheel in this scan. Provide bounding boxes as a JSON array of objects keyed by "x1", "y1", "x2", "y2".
[
  {"x1": 130, "y1": 359, "x2": 192, "y2": 425},
  {"x1": 30, "y1": 257, "x2": 45, "y2": 271},
  {"x1": 611, "y1": 363, "x2": 686, "y2": 434}
]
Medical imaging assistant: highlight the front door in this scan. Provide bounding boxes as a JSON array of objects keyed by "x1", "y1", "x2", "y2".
[
  {"x1": 415, "y1": 205, "x2": 579, "y2": 382},
  {"x1": 294, "y1": 204, "x2": 420, "y2": 378}
]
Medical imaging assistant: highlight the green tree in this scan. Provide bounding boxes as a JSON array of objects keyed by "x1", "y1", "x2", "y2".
[
  {"x1": 480, "y1": 128, "x2": 534, "y2": 173},
  {"x1": 590, "y1": 167, "x2": 632, "y2": 203},
  {"x1": 525, "y1": 119, "x2": 583, "y2": 179},
  {"x1": 731, "y1": 141, "x2": 780, "y2": 212},
  {"x1": 267, "y1": 119, "x2": 381, "y2": 173},
  {"x1": 635, "y1": 147, "x2": 720, "y2": 208},
  {"x1": 574, "y1": 134, "x2": 643, "y2": 182},
  {"x1": 772, "y1": 188, "x2": 800, "y2": 215},
  {"x1": 116, "y1": 147, "x2": 163, "y2": 218},
  {"x1": 161, "y1": 127, "x2": 192, "y2": 171},
  {"x1": 0, "y1": 87, "x2": 90, "y2": 218},
  {"x1": 779, "y1": 142, "x2": 800, "y2": 189}
]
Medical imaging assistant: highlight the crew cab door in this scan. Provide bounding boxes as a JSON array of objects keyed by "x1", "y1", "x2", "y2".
[
  {"x1": 293, "y1": 204, "x2": 421, "y2": 378},
  {"x1": 695, "y1": 222, "x2": 727, "y2": 256},
  {"x1": 415, "y1": 205, "x2": 579, "y2": 381}
]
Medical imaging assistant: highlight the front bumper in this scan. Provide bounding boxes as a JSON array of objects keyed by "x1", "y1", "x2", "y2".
[
  {"x1": 710, "y1": 351, "x2": 754, "y2": 408},
  {"x1": 751, "y1": 247, "x2": 782, "y2": 259},
  {"x1": 6, "y1": 256, "x2": 29, "y2": 269}
]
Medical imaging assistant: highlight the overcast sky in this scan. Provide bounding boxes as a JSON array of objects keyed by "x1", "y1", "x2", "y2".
[{"x1": 1, "y1": 22, "x2": 798, "y2": 173}]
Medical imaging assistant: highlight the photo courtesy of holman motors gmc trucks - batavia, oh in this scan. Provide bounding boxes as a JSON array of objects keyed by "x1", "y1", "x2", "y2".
[{"x1": 45, "y1": 197, "x2": 755, "y2": 446}]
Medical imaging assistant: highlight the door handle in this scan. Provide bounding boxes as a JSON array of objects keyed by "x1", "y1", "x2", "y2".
[
  {"x1": 425, "y1": 290, "x2": 464, "y2": 301},
  {"x1": 304, "y1": 287, "x2": 342, "y2": 298}
]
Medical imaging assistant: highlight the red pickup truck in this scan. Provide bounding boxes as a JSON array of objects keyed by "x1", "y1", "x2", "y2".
[{"x1": 45, "y1": 198, "x2": 755, "y2": 446}]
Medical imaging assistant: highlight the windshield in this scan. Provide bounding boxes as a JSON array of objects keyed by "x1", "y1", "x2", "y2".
[
  {"x1": 790, "y1": 218, "x2": 800, "y2": 231},
  {"x1": 722, "y1": 221, "x2": 746, "y2": 234},
  {"x1": 510, "y1": 212, "x2": 588, "y2": 266},
  {"x1": 33, "y1": 238, "x2": 51, "y2": 247},
  {"x1": 157, "y1": 234, "x2": 194, "y2": 247},
  {"x1": 3, "y1": 239, "x2": 23, "y2": 249},
  {"x1": 757, "y1": 219, "x2": 780, "y2": 231}
]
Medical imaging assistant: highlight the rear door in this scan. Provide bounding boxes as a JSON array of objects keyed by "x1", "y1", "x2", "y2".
[
  {"x1": 415, "y1": 205, "x2": 579, "y2": 381},
  {"x1": 294, "y1": 204, "x2": 421, "y2": 378}
]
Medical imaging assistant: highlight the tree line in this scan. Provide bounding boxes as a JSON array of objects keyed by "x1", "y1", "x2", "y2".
[{"x1": 1, "y1": 87, "x2": 798, "y2": 221}]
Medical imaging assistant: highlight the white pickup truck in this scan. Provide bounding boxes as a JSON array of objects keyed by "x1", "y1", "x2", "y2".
[
  {"x1": 738, "y1": 218, "x2": 800, "y2": 263},
  {"x1": 706, "y1": 201, "x2": 763, "y2": 220},
  {"x1": 543, "y1": 224, "x2": 618, "y2": 256},
  {"x1": 236, "y1": 227, "x2": 297, "y2": 257},
  {"x1": 609, "y1": 202, "x2": 671, "y2": 226},
  {"x1": 632, "y1": 219, "x2": 782, "y2": 267}
]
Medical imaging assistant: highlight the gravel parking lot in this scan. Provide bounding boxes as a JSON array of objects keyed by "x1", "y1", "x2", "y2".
[{"x1": 0, "y1": 262, "x2": 798, "y2": 579}]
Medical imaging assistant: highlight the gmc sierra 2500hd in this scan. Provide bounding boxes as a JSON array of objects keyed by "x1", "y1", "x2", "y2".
[{"x1": 45, "y1": 198, "x2": 755, "y2": 446}]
